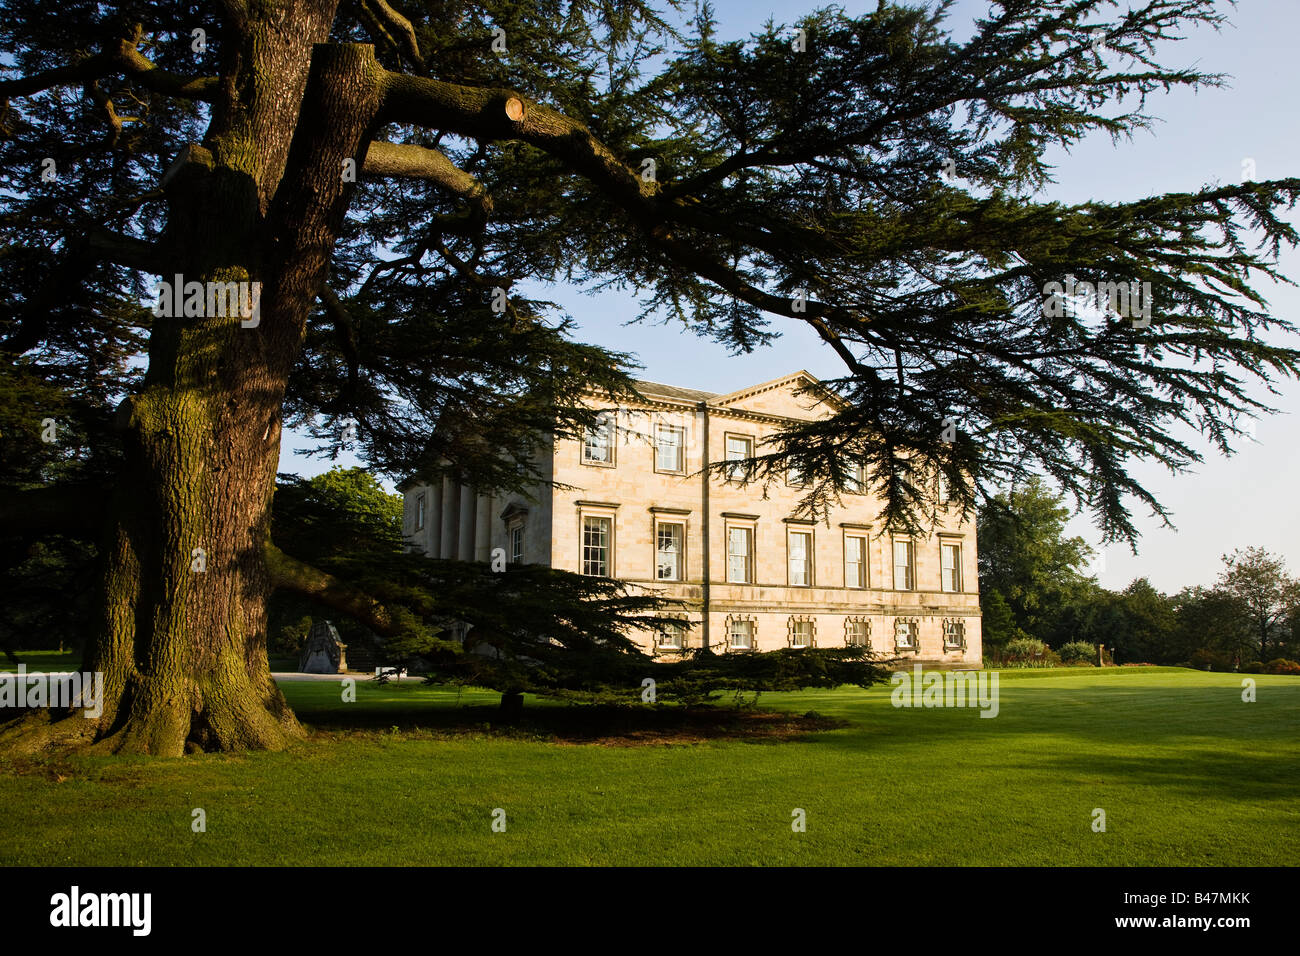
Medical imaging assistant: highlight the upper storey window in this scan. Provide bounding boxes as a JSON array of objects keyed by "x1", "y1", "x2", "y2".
[
  {"x1": 844, "y1": 459, "x2": 866, "y2": 494},
  {"x1": 725, "y1": 434, "x2": 753, "y2": 481},
  {"x1": 655, "y1": 425, "x2": 685, "y2": 474},
  {"x1": 582, "y1": 412, "x2": 614, "y2": 466}
]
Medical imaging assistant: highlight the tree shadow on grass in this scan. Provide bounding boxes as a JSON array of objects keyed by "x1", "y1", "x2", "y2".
[
  {"x1": 298, "y1": 701, "x2": 848, "y2": 746},
  {"x1": 799, "y1": 685, "x2": 1300, "y2": 806}
]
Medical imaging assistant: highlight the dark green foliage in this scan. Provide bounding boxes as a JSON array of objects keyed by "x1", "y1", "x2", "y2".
[
  {"x1": 267, "y1": 468, "x2": 407, "y2": 657},
  {"x1": 1215, "y1": 546, "x2": 1300, "y2": 661},
  {"x1": 332, "y1": 554, "x2": 890, "y2": 704},
  {"x1": 977, "y1": 476, "x2": 1094, "y2": 646},
  {"x1": 5, "y1": 1, "x2": 1300, "y2": 708},
  {"x1": 0, "y1": 359, "x2": 125, "y2": 659},
  {"x1": 1057, "y1": 640, "x2": 1097, "y2": 665},
  {"x1": 273, "y1": 467, "x2": 405, "y2": 560},
  {"x1": 1098, "y1": 578, "x2": 1178, "y2": 664},
  {"x1": 994, "y1": 636, "x2": 1059, "y2": 668},
  {"x1": 279, "y1": 1, "x2": 1300, "y2": 537},
  {"x1": 979, "y1": 588, "x2": 1027, "y2": 647},
  {"x1": 1169, "y1": 584, "x2": 1246, "y2": 662},
  {"x1": 4, "y1": 1, "x2": 1299, "y2": 526},
  {"x1": 1189, "y1": 647, "x2": 1234, "y2": 672}
]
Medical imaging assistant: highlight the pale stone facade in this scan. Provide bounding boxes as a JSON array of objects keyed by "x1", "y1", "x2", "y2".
[{"x1": 401, "y1": 371, "x2": 982, "y2": 664}]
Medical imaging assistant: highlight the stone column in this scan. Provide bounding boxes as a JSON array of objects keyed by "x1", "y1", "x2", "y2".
[
  {"x1": 439, "y1": 476, "x2": 458, "y2": 560},
  {"x1": 475, "y1": 494, "x2": 492, "y2": 562},
  {"x1": 458, "y1": 484, "x2": 476, "y2": 561},
  {"x1": 426, "y1": 481, "x2": 443, "y2": 557}
]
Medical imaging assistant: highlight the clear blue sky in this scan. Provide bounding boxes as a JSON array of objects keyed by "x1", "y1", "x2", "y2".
[{"x1": 281, "y1": 0, "x2": 1300, "y2": 594}]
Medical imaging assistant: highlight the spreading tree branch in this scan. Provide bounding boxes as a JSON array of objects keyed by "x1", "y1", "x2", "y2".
[
  {"x1": 0, "y1": 27, "x2": 219, "y2": 102},
  {"x1": 362, "y1": 140, "x2": 493, "y2": 227},
  {"x1": 352, "y1": 0, "x2": 428, "y2": 75},
  {"x1": 265, "y1": 541, "x2": 428, "y2": 643}
]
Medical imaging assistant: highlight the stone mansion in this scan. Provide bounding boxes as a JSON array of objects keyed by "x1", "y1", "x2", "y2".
[{"x1": 400, "y1": 371, "x2": 982, "y2": 664}]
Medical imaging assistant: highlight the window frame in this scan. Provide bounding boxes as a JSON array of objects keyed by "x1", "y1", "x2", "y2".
[
  {"x1": 508, "y1": 520, "x2": 525, "y2": 565},
  {"x1": 894, "y1": 619, "x2": 919, "y2": 652},
  {"x1": 653, "y1": 423, "x2": 687, "y2": 475},
  {"x1": 844, "y1": 532, "x2": 868, "y2": 589},
  {"x1": 656, "y1": 620, "x2": 687, "y2": 651},
  {"x1": 581, "y1": 410, "x2": 616, "y2": 467},
  {"x1": 843, "y1": 458, "x2": 867, "y2": 494},
  {"x1": 654, "y1": 519, "x2": 686, "y2": 582},
  {"x1": 892, "y1": 537, "x2": 915, "y2": 591},
  {"x1": 725, "y1": 521, "x2": 756, "y2": 584},
  {"x1": 724, "y1": 432, "x2": 754, "y2": 482},
  {"x1": 845, "y1": 617, "x2": 871, "y2": 648},
  {"x1": 941, "y1": 539, "x2": 963, "y2": 593},
  {"x1": 787, "y1": 527, "x2": 813, "y2": 587},
  {"x1": 726, "y1": 615, "x2": 756, "y2": 651},
  {"x1": 788, "y1": 615, "x2": 815, "y2": 649},
  {"x1": 943, "y1": 619, "x2": 967, "y2": 651},
  {"x1": 580, "y1": 511, "x2": 615, "y2": 577},
  {"x1": 414, "y1": 492, "x2": 426, "y2": 532}
]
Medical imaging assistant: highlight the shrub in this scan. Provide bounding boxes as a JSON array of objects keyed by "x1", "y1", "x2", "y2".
[
  {"x1": 1240, "y1": 661, "x2": 1265, "y2": 674},
  {"x1": 1057, "y1": 641, "x2": 1097, "y2": 665},
  {"x1": 1189, "y1": 648, "x2": 1234, "y2": 672},
  {"x1": 1001, "y1": 637, "x2": 1060, "y2": 668},
  {"x1": 1264, "y1": 658, "x2": 1300, "y2": 676}
]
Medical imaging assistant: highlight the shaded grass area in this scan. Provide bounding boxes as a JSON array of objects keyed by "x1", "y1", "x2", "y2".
[
  {"x1": 0, "y1": 668, "x2": 1296, "y2": 866},
  {"x1": 286, "y1": 680, "x2": 845, "y2": 743},
  {"x1": 0, "y1": 651, "x2": 82, "y2": 672}
]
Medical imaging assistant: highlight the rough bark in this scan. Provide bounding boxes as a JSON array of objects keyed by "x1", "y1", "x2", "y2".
[{"x1": 1, "y1": 7, "x2": 388, "y2": 756}]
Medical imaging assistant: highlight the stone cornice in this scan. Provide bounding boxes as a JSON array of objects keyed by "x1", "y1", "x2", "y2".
[{"x1": 579, "y1": 389, "x2": 824, "y2": 427}]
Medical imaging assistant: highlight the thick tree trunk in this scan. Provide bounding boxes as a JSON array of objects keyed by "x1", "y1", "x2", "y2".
[
  {"x1": 89, "y1": 378, "x2": 301, "y2": 754},
  {"x1": 2, "y1": 325, "x2": 303, "y2": 755},
  {"x1": 1, "y1": 10, "x2": 387, "y2": 755}
]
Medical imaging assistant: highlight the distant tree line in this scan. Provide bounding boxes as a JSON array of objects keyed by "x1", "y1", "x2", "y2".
[{"x1": 978, "y1": 479, "x2": 1300, "y2": 671}]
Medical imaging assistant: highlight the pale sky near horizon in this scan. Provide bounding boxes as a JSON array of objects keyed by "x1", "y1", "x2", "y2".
[{"x1": 280, "y1": 0, "x2": 1300, "y2": 595}]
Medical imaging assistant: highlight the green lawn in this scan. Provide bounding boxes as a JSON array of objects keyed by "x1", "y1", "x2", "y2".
[{"x1": 0, "y1": 666, "x2": 1296, "y2": 865}]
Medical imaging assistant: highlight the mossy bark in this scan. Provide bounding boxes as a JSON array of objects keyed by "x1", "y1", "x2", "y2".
[{"x1": 1, "y1": 9, "x2": 387, "y2": 756}]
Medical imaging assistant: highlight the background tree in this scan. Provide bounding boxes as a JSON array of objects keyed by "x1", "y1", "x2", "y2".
[
  {"x1": 0, "y1": 347, "x2": 132, "y2": 659},
  {"x1": 1171, "y1": 584, "x2": 1250, "y2": 666},
  {"x1": 1103, "y1": 578, "x2": 1178, "y2": 664},
  {"x1": 1215, "y1": 547, "x2": 1298, "y2": 662},
  {"x1": 977, "y1": 477, "x2": 1094, "y2": 648},
  {"x1": 979, "y1": 588, "x2": 1028, "y2": 647},
  {"x1": 3, "y1": 0, "x2": 1300, "y2": 753}
]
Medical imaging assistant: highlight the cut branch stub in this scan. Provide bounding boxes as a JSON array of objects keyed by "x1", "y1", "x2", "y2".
[{"x1": 504, "y1": 97, "x2": 525, "y2": 122}]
